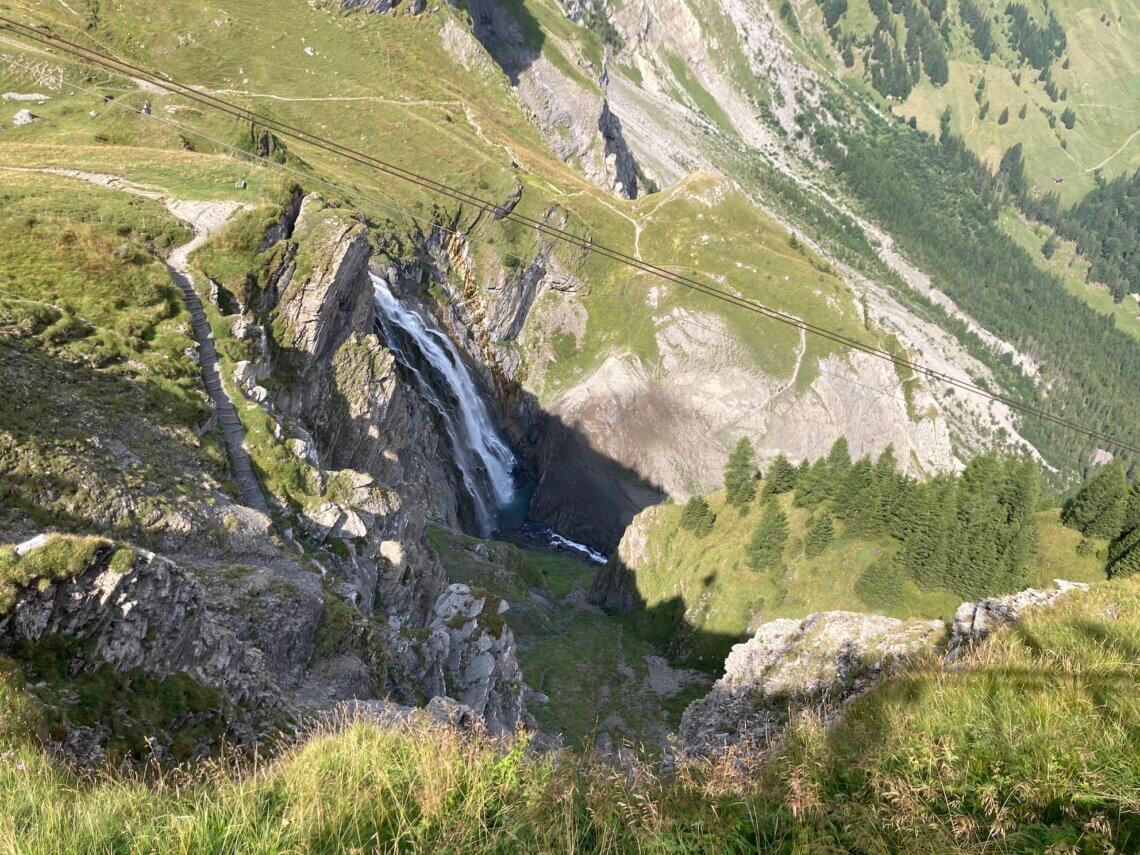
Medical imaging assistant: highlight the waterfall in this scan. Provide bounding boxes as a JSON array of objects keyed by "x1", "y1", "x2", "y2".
[{"x1": 371, "y1": 275, "x2": 516, "y2": 536}]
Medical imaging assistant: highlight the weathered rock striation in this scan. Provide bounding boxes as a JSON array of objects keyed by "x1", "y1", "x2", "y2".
[{"x1": 0, "y1": 541, "x2": 291, "y2": 709}]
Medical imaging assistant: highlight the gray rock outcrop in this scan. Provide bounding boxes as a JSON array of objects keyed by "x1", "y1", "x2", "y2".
[
  {"x1": 587, "y1": 506, "x2": 662, "y2": 611},
  {"x1": 0, "y1": 542, "x2": 284, "y2": 708},
  {"x1": 680, "y1": 580, "x2": 1091, "y2": 756},
  {"x1": 256, "y1": 196, "x2": 464, "y2": 623},
  {"x1": 461, "y1": 0, "x2": 640, "y2": 199},
  {"x1": 949, "y1": 579, "x2": 1090, "y2": 651},
  {"x1": 385, "y1": 584, "x2": 527, "y2": 735},
  {"x1": 679, "y1": 612, "x2": 944, "y2": 755}
]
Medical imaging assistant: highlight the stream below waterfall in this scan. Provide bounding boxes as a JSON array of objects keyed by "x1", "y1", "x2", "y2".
[{"x1": 371, "y1": 275, "x2": 607, "y2": 565}]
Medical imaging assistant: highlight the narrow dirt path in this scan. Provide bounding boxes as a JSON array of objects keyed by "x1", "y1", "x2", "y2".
[
  {"x1": 1086, "y1": 128, "x2": 1140, "y2": 173},
  {"x1": 165, "y1": 219, "x2": 272, "y2": 516},
  {"x1": 1, "y1": 166, "x2": 272, "y2": 514}
]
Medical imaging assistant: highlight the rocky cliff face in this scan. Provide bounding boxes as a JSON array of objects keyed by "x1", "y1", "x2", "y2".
[
  {"x1": 245, "y1": 194, "x2": 529, "y2": 726},
  {"x1": 460, "y1": 0, "x2": 640, "y2": 199},
  {"x1": 532, "y1": 321, "x2": 954, "y2": 551},
  {"x1": 253, "y1": 196, "x2": 463, "y2": 623},
  {"x1": 0, "y1": 189, "x2": 534, "y2": 762},
  {"x1": 680, "y1": 611, "x2": 944, "y2": 755},
  {"x1": 0, "y1": 537, "x2": 297, "y2": 709}
]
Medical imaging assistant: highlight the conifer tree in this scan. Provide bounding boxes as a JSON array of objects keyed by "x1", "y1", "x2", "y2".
[
  {"x1": 834, "y1": 457, "x2": 873, "y2": 520},
  {"x1": 680, "y1": 496, "x2": 716, "y2": 537},
  {"x1": 1107, "y1": 483, "x2": 1140, "y2": 578},
  {"x1": 793, "y1": 458, "x2": 832, "y2": 509},
  {"x1": 805, "y1": 514, "x2": 835, "y2": 557},
  {"x1": 724, "y1": 437, "x2": 757, "y2": 508},
  {"x1": 762, "y1": 453, "x2": 798, "y2": 498},
  {"x1": 998, "y1": 458, "x2": 1040, "y2": 585},
  {"x1": 851, "y1": 447, "x2": 902, "y2": 537},
  {"x1": 827, "y1": 437, "x2": 852, "y2": 472},
  {"x1": 899, "y1": 477, "x2": 956, "y2": 588},
  {"x1": 1108, "y1": 527, "x2": 1140, "y2": 578},
  {"x1": 1064, "y1": 462, "x2": 1128, "y2": 540},
  {"x1": 1119, "y1": 482, "x2": 1140, "y2": 533},
  {"x1": 748, "y1": 499, "x2": 788, "y2": 571}
]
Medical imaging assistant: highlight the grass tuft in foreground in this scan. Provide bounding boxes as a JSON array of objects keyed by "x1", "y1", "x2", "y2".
[{"x1": 1, "y1": 576, "x2": 1137, "y2": 851}]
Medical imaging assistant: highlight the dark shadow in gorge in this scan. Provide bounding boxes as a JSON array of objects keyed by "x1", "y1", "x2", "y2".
[
  {"x1": 587, "y1": 555, "x2": 748, "y2": 673},
  {"x1": 513, "y1": 404, "x2": 669, "y2": 555}
]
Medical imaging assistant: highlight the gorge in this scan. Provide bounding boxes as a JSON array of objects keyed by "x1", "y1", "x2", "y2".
[
  {"x1": 1, "y1": 0, "x2": 1137, "y2": 845},
  {"x1": 371, "y1": 273, "x2": 607, "y2": 563}
]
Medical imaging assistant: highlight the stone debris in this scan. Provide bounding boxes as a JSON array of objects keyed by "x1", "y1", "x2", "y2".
[{"x1": 3, "y1": 92, "x2": 49, "y2": 102}]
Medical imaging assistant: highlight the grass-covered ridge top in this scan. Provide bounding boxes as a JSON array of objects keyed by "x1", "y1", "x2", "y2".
[
  {"x1": 0, "y1": 574, "x2": 1136, "y2": 851},
  {"x1": 0, "y1": 535, "x2": 115, "y2": 613}
]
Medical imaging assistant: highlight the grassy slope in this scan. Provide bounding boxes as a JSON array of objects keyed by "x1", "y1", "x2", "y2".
[
  {"x1": 0, "y1": 0, "x2": 892, "y2": 403},
  {"x1": 628, "y1": 484, "x2": 1106, "y2": 668},
  {"x1": 998, "y1": 208, "x2": 1140, "y2": 342},
  {"x1": 2, "y1": 575, "x2": 1136, "y2": 851},
  {"x1": 428, "y1": 528, "x2": 708, "y2": 748},
  {"x1": 830, "y1": 0, "x2": 1140, "y2": 203},
  {"x1": 0, "y1": 168, "x2": 243, "y2": 537}
]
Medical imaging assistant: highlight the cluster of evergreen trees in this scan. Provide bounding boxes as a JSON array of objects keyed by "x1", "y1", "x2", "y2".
[
  {"x1": 808, "y1": 106, "x2": 1140, "y2": 478},
  {"x1": 702, "y1": 438, "x2": 1048, "y2": 599},
  {"x1": 1022, "y1": 170, "x2": 1139, "y2": 302},
  {"x1": 959, "y1": 0, "x2": 997, "y2": 59},
  {"x1": 796, "y1": 440, "x2": 1039, "y2": 598},
  {"x1": 860, "y1": 0, "x2": 949, "y2": 98},
  {"x1": 1062, "y1": 462, "x2": 1140, "y2": 578},
  {"x1": 1004, "y1": 3, "x2": 1066, "y2": 70},
  {"x1": 683, "y1": 439, "x2": 1134, "y2": 599}
]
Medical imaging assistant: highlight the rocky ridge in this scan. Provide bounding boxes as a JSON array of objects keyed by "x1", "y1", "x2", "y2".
[{"x1": 679, "y1": 581, "x2": 1090, "y2": 756}]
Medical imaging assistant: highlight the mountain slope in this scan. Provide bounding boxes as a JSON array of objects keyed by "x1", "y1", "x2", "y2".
[{"x1": 3, "y1": 572, "x2": 1137, "y2": 851}]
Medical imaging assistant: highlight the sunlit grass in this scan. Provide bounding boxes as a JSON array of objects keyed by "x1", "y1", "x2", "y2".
[{"x1": 2, "y1": 577, "x2": 1137, "y2": 851}]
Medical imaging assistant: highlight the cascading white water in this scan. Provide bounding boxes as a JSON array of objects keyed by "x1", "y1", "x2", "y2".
[{"x1": 371, "y1": 274, "x2": 516, "y2": 536}]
